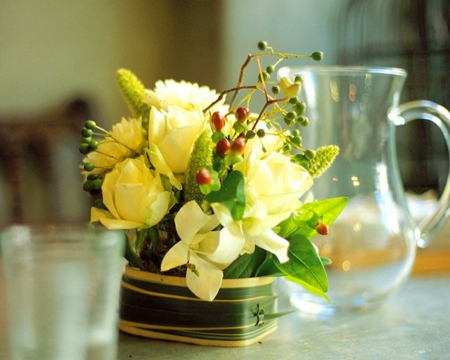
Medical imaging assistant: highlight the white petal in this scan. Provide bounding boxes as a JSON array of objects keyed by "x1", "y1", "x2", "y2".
[
  {"x1": 161, "y1": 241, "x2": 189, "y2": 271},
  {"x1": 210, "y1": 203, "x2": 234, "y2": 227},
  {"x1": 175, "y1": 201, "x2": 213, "y2": 244},
  {"x1": 251, "y1": 229, "x2": 290, "y2": 263},
  {"x1": 186, "y1": 253, "x2": 223, "y2": 301},
  {"x1": 203, "y1": 227, "x2": 245, "y2": 265}
]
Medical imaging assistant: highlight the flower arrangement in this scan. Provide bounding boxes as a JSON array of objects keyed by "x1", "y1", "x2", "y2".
[{"x1": 79, "y1": 41, "x2": 347, "y2": 302}]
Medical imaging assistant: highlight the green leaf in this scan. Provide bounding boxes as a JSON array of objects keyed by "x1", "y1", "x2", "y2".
[
  {"x1": 278, "y1": 197, "x2": 348, "y2": 240},
  {"x1": 274, "y1": 234, "x2": 328, "y2": 294},
  {"x1": 255, "y1": 253, "x2": 285, "y2": 277},
  {"x1": 205, "y1": 170, "x2": 246, "y2": 221},
  {"x1": 223, "y1": 246, "x2": 266, "y2": 278},
  {"x1": 125, "y1": 233, "x2": 142, "y2": 268}
]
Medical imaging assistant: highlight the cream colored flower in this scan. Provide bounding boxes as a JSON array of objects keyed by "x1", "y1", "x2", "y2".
[
  {"x1": 208, "y1": 153, "x2": 313, "y2": 263},
  {"x1": 91, "y1": 156, "x2": 171, "y2": 230},
  {"x1": 161, "y1": 201, "x2": 243, "y2": 301},
  {"x1": 143, "y1": 79, "x2": 226, "y2": 113},
  {"x1": 234, "y1": 151, "x2": 313, "y2": 216},
  {"x1": 148, "y1": 106, "x2": 208, "y2": 188},
  {"x1": 244, "y1": 121, "x2": 285, "y2": 159},
  {"x1": 211, "y1": 201, "x2": 290, "y2": 264},
  {"x1": 83, "y1": 117, "x2": 145, "y2": 175}
]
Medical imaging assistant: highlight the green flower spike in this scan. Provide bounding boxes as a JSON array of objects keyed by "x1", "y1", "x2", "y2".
[
  {"x1": 308, "y1": 145, "x2": 339, "y2": 178},
  {"x1": 184, "y1": 130, "x2": 214, "y2": 205},
  {"x1": 117, "y1": 69, "x2": 151, "y2": 128}
]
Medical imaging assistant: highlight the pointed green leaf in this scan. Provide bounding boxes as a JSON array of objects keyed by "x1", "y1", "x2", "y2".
[
  {"x1": 205, "y1": 170, "x2": 246, "y2": 220},
  {"x1": 274, "y1": 234, "x2": 328, "y2": 294},
  {"x1": 278, "y1": 197, "x2": 348, "y2": 240},
  {"x1": 223, "y1": 246, "x2": 266, "y2": 278},
  {"x1": 255, "y1": 253, "x2": 284, "y2": 277}
]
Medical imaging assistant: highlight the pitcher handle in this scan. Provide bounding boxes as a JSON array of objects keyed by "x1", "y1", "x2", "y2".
[{"x1": 395, "y1": 100, "x2": 450, "y2": 248}]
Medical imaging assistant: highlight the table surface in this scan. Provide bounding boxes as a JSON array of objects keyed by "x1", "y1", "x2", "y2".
[{"x1": 1, "y1": 267, "x2": 449, "y2": 360}]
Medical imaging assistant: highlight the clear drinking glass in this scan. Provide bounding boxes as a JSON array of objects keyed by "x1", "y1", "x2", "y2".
[
  {"x1": 0, "y1": 225, "x2": 125, "y2": 360},
  {"x1": 277, "y1": 66, "x2": 450, "y2": 314}
]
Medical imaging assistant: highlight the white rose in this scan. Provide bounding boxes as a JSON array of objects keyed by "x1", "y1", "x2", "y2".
[
  {"x1": 143, "y1": 79, "x2": 226, "y2": 113},
  {"x1": 148, "y1": 105, "x2": 209, "y2": 188},
  {"x1": 244, "y1": 121, "x2": 285, "y2": 159},
  {"x1": 234, "y1": 151, "x2": 313, "y2": 216},
  {"x1": 91, "y1": 156, "x2": 171, "y2": 230}
]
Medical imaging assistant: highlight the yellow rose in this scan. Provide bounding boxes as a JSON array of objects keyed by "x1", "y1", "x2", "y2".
[{"x1": 91, "y1": 156, "x2": 171, "y2": 229}]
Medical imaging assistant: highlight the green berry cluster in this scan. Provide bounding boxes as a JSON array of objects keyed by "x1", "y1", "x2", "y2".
[{"x1": 79, "y1": 120, "x2": 98, "y2": 155}]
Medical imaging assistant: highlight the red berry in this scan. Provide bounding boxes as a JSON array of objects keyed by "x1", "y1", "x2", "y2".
[
  {"x1": 211, "y1": 111, "x2": 225, "y2": 131},
  {"x1": 315, "y1": 222, "x2": 329, "y2": 235},
  {"x1": 216, "y1": 138, "x2": 231, "y2": 157},
  {"x1": 235, "y1": 107, "x2": 250, "y2": 124},
  {"x1": 230, "y1": 137, "x2": 246, "y2": 155},
  {"x1": 195, "y1": 168, "x2": 212, "y2": 185}
]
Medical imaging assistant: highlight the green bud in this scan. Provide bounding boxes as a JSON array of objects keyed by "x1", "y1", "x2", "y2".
[
  {"x1": 297, "y1": 116, "x2": 310, "y2": 127},
  {"x1": 304, "y1": 149, "x2": 315, "y2": 160},
  {"x1": 81, "y1": 128, "x2": 93, "y2": 138},
  {"x1": 291, "y1": 129, "x2": 300, "y2": 137},
  {"x1": 289, "y1": 97, "x2": 299, "y2": 104},
  {"x1": 79, "y1": 143, "x2": 90, "y2": 154},
  {"x1": 81, "y1": 136, "x2": 92, "y2": 144},
  {"x1": 245, "y1": 130, "x2": 256, "y2": 139},
  {"x1": 294, "y1": 153, "x2": 306, "y2": 163},
  {"x1": 258, "y1": 71, "x2": 270, "y2": 82},
  {"x1": 84, "y1": 120, "x2": 96, "y2": 130},
  {"x1": 286, "y1": 111, "x2": 296, "y2": 121},
  {"x1": 83, "y1": 180, "x2": 94, "y2": 192},
  {"x1": 257, "y1": 41, "x2": 268, "y2": 51},
  {"x1": 295, "y1": 101, "x2": 306, "y2": 115},
  {"x1": 271, "y1": 86, "x2": 280, "y2": 95},
  {"x1": 256, "y1": 129, "x2": 265, "y2": 138},
  {"x1": 92, "y1": 178, "x2": 103, "y2": 189},
  {"x1": 94, "y1": 199, "x2": 105, "y2": 209},
  {"x1": 294, "y1": 75, "x2": 304, "y2": 83},
  {"x1": 291, "y1": 135, "x2": 302, "y2": 146},
  {"x1": 283, "y1": 143, "x2": 292, "y2": 153},
  {"x1": 89, "y1": 140, "x2": 99, "y2": 150},
  {"x1": 283, "y1": 116, "x2": 294, "y2": 126},
  {"x1": 311, "y1": 51, "x2": 324, "y2": 61},
  {"x1": 84, "y1": 162, "x2": 95, "y2": 172},
  {"x1": 308, "y1": 145, "x2": 339, "y2": 178},
  {"x1": 266, "y1": 65, "x2": 275, "y2": 74}
]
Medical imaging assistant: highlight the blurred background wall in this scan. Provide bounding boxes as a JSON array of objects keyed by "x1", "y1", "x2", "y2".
[{"x1": 0, "y1": 0, "x2": 448, "y2": 228}]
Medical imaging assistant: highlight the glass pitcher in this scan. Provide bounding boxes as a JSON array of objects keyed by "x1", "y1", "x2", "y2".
[{"x1": 277, "y1": 66, "x2": 450, "y2": 313}]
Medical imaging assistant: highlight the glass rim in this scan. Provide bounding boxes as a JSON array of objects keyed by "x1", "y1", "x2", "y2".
[
  {"x1": 278, "y1": 66, "x2": 407, "y2": 77},
  {"x1": 0, "y1": 224, "x2": 124, "y2": 250}
]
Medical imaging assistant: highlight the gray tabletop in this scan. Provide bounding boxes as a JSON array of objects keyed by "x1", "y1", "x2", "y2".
[
  {"x1": 1, "y1": 271, "x2": 449, "y2": 360},
  {"x1": 116, "y1": 274, "x2": 450, "y2": 360}
]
